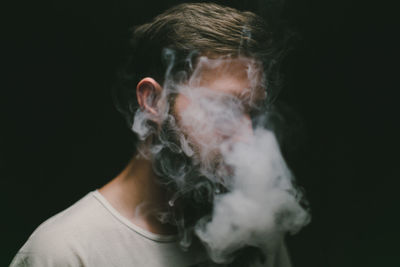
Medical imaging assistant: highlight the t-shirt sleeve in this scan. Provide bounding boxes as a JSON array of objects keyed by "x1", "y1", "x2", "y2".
[
  {"x1": 10, "y1": 231, "x2": 83, "y2": 267},
  {"x1": 10, "y1": 250, "x2": 83, "y2": 267},
  {"x1": 10, "y1": 251, "x2": 69, "y2": 267}
]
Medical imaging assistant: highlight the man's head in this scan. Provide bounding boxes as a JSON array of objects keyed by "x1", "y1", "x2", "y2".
[
  {"x1": 114, "y1": 1, "x2": 281, "y2": 196},
  {"x1": 114, "y1": 2, "x2": 283, "y2": 191},
  {"x1": 112, "y1": 3, "x2": 310, "y2": 264},
  {"x1": 114, "y1": 2, "x2": 282, "y2": 142}
]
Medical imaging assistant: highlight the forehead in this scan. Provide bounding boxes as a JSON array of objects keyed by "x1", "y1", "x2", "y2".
[{"x1": 188, "y1": 57, "x2": 265, "y2": 98}]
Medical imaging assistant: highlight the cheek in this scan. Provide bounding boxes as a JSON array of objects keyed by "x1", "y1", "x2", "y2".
[
  {"x1": 173, "y1": 94, "x2": 222, "y2": 147},
  {"x1": 173, "y1": 94, "x2": 191, "y2": 114}
]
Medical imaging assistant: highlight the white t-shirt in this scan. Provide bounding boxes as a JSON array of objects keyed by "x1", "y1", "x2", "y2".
[{"x1": 11, "y1": 190, "x2": 292, "y2": 267}]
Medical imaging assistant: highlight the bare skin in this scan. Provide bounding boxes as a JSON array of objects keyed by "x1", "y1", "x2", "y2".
[{"x1": 99, "y1": 156, "x2": 178, "y2": 235}]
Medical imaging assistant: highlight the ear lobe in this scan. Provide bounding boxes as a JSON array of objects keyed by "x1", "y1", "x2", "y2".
[{"x1": 136, "y1": 77, "x2": 162, "y2": 117}]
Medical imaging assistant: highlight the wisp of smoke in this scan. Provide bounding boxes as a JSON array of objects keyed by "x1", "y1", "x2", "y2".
[{"x1": 131, "y1": 48, "x2": 310, "y2": 265}]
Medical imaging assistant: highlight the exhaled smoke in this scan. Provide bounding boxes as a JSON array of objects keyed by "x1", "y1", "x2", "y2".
[
  {"x1": 195, "y1": 128, "x2": 310, "y2": 264},
  {"x1": 131, "y1": 48, "x2": 310, "y2": 265}
]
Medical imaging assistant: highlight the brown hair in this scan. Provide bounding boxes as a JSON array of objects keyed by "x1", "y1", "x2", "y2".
[{"x1": 114, "y1": 2, "x2": 282, "y2": 137}]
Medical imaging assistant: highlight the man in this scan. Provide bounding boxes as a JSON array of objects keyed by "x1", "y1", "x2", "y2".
[{"x1": 11, "y1": 3, "x2": 309, "y2": 266}]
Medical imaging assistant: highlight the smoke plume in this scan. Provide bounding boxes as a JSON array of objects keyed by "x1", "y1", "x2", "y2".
[{"x1": 130, "y1": 49, "x2": 310, "y2": 265}]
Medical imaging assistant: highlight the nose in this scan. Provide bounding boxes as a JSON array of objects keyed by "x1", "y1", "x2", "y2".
[{"x1": 231, "y1": 114, "x2": 254, "y2": 143}]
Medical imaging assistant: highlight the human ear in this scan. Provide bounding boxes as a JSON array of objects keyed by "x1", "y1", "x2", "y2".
[{"x1": 136, "y1": 77, "x2": 162, "y2": 118}]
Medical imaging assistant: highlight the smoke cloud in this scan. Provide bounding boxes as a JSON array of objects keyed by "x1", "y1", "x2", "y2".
[
  {"x1": 130, "y1": 48, "x2": 310, "y2": 265},
  {"x1": 195, "y1": 128, "x2": 309, "y2": 264}
]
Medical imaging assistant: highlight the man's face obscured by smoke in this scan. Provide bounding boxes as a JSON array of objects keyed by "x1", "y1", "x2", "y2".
[
  {"x1": 171, "y1": 57, "x2": 266, "y2": 186},
  {"x1": 132, "y1": 53, "x2": 310, "y2": 263},
  {"x1": 134, "y1": 55, "x2": 266, "y2": 188}
]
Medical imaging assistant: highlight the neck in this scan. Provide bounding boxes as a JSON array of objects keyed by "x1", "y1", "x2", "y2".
[{"x1": 99, "y1": 155, "x2": 177, "y2": 235}]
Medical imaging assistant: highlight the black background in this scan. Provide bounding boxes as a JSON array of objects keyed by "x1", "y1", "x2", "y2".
[{"x1": 1, "y1": 0, "x2": 398, "y2": 266}]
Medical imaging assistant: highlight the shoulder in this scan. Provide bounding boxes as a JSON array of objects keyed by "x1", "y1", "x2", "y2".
[
  {"x1": 10, "y1": 229, "x2": 84, "y2": 267},
  {"x1": 11, "y1": 191, "x2": 104, "y2": 266}
]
